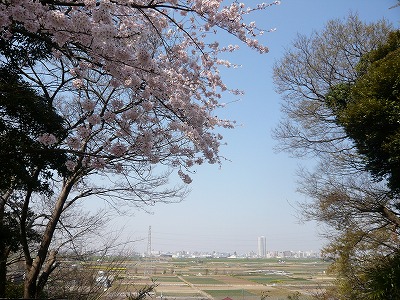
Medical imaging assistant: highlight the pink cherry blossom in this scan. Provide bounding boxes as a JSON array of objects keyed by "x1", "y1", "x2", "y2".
[
  {"x1": 72, "y1": 79, "x2": 84, "y2": 89},
  {"x1": 92, "y1": 158, "x2": 106, "y2": 170},
  {"x1": 67, "y1": 137, "x2": 81, "y2": 150},
  {"x1": 77, "y1": 125, "x2": 91, "y2": 138},
  {"x1": 178, "y1": 170, "x2": 192, "y2": 184},
  {"x1": 38, "y1": 133, "x2": 57, "y2": 146},
  {"x1": 103, "y1": 111, "x2": 116, "y2": 123},
  {"x1": 2, "y1": 0, "x2": 279, "y2": 184},
  {"x1": 87, "y1": 114, "x2": 101, "y2": 125},
  {"x1": 81, "y1": 99, "x2": 96, "y2": 112},
  {"x1": 65, "y1": 160, "x2": 77, "y2": 171},
  {"x1": 110, "y1": 143, "x2": 127, "y2": 157}
]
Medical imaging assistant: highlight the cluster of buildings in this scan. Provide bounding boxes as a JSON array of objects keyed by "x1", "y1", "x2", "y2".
[
  {"x1": 257, "y1": 235, "x2": 320, "y2": 258},
  {"x1": 141, "y1": 236, "x2": 320, "y2": 259}
]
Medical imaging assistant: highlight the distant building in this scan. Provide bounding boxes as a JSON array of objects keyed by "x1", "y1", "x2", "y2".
[{"x1": 257, "y1": 236, "x2": 267, "y2": 257}]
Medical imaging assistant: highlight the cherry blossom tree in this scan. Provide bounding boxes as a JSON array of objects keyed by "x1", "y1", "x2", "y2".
[
  {"x1": 1, "y1": 0, "x2": 275, "y2": 100},
  {"x1": 1, "y1": 0, "x2": 279, "y2": 297},
  {"x1": 1, "y1": 0, "x2": 281, "y2": 184}
]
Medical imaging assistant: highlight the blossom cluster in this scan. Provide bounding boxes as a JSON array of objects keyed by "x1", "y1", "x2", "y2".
[
  {"x1": 38, "y1": 133, "x2": 57, "y2": 146},
  {"x1": 1, "y1": 0, "x2": 278, "y2": 86},
  {"x1": 2, "y1": 0, "x2": 279, "y2": 183}
]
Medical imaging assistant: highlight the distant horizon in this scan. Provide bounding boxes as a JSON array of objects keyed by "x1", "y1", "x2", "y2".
[
  {"x1": 143, "y1": 248, "x2": 321, "y2": 256},
  {"x1": 119, "y1": 227, "x2": 327, "y2": 255}
]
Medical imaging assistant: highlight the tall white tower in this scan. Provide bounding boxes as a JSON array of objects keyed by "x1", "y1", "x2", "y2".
[
  {"x1": 147, "y1": 226, "x2": 152, "y2": 257},
  {"x1": 258, "y1": 236, "x2": 267, "y2": 258}
]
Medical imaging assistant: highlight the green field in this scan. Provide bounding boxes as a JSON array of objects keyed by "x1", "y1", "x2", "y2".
[
  {"x1": 95, "y1": 258, "x2": 333, "y2": 299},
  {"x1": 241, "y1": 275, "x2": 309, "y2": 284},
  {"x1": 184, "y1": 276, "x2": 226, "y2": 285},
  {"x1": 152, "y1": 276, "x2": 184, "y2": 283},
  {"x1": 205, "y1": 289, "x2": 256, "y2": 298}
]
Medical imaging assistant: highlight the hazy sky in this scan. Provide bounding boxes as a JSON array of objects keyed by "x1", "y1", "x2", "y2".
[{"x1": 88, "y1": 0, "x2": 400, "y2": 255}]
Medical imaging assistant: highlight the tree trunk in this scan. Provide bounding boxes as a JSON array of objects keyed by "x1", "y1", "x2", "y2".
[
  {"x1": 36, "y1": 250, "x2": 58, "y2": 297},
  {"x1": 23, "y1": 180, "x2": 74, "y2": 298},
  {"x1": 24, "y1": 272, "x2": 37, "y2": 299},
  {"x1": 0, "y1": 245, "x2": 11, "y2": 298},
  {"x1": 0, "y1": 248, "x2": 7, "y2": 298},
  {"x1": 0, "y1": 194, "x2": 7, "y2": 298},
  {"x1": 381, "y1": 205, "x2": 400, "y2": 228}
]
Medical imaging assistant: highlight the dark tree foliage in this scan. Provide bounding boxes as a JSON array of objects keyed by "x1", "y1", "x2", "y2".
[
  {"x1": 362, "y1": 252, "x2": 400, "y2": 300},
  {"x1": 326, "y1": 30, "x2": 400, "y2": 192},
  {"x1": 0, "y1": 68, "x2": 68, "y2": 192},
  {"x1": 0, "y1": 26, "x2": 54, "y2": 73},
  {"x1": 1, "y1": 204, "x2": 39, "y2": 254}
]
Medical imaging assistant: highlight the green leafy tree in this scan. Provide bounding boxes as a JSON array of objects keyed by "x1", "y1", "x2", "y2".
[
  {"x1": 273, "y1": 15, "x2": 400, "y2": 300},
  {"x1": 322, "y1": 33, "x2": 400, "y2": 299},
  {"x1": 362, "y1": 252, "x2": 400, "y2": 300},
  {"x1": 326, "y1": 30, "x2": 400, "y2": 192}
]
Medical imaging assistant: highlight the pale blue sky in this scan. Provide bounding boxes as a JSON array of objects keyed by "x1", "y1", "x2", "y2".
[{"x1": 100, "y1": 1, "x2": 400, "y2": 255}]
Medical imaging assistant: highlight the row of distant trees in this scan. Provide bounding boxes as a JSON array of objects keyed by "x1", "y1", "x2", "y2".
[
  {"x1": 0, "y1": 0, "x2": 279, "y2": 298},
  {"x1": 273, "y1": 14, "x2": 400, "y2": 299}
]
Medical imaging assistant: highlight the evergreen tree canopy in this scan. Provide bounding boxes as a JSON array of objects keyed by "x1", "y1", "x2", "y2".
[
  {"x1": 326, "y1": 30, "x2": 400, "y2": 192},
  {"x1": 0, "y1": 68, "x2": 67, "y2": 192}
]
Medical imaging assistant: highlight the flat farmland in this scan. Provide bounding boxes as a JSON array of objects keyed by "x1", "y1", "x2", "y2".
[{"x1": 99, "y1": 258, "x2": 333, "y2": 300}]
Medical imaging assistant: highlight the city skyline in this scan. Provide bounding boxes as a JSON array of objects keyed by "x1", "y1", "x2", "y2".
[
  {"x1": 118, "y1": 227, "x2": 324, "y2": 255},
  {"x1": 143, "y1": 248, "x2": 320, "y2": 259},
  {"x1": 137, "y1": 231, "x2": 319, "y2": 258}
]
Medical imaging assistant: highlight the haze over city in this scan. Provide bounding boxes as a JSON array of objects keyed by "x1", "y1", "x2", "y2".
[{"x1": 84, "y1": 0, "x2": 399, "y2": 255}]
